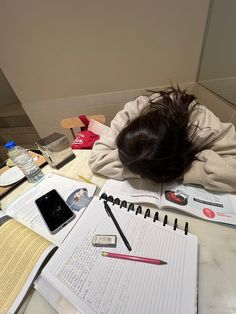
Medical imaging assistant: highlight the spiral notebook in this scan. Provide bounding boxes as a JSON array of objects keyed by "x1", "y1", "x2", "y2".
[
  {"x1": 35, "y1": 195, "x2": 198, "y2": 314},
  {"x1": 102, "y1": 178, "x2": 236, "y2": 226}
]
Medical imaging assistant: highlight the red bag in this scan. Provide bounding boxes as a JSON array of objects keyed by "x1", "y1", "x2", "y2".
[{"x1": 71, "y1": 115, "x2": 100, "y2": 149}]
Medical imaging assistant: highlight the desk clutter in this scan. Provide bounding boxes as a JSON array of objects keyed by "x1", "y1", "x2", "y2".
[
  {"x1": 5, "y1": 141, "x2": 44, "y2": 184},
  {"x1": 0, "y1": 150, "x2": 46, "y2": 198},
  {"x1": 1, "y1": 161, "x2": 236, "y2": 313},
  {"x1": 101, "y1": 178, "x2": 236, "y2": 226},
  {"x1": 71, "y1": 116, "x2": 110, "y2": 150},
  {"x1": 0, "y1": 173, "x2": 97, "y2": 313},
  {"x1": 0, "y1": 171, "x2": 198, "y2": 314},
  {"x1": 35, "y1": 196, "x2": 198, "y2": 314},
  {"x1": 36, "y1": 132, "x2": 75, "y2": 169}
]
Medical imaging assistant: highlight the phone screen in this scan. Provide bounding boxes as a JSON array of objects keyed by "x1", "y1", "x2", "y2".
[{"x1": 35, "y1": 189, "x2": 75, "y2": 234}]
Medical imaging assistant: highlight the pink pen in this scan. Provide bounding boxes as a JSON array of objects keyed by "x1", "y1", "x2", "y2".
[{"x1": 101, "y1": 251, "x2": 167, "y2": 265}]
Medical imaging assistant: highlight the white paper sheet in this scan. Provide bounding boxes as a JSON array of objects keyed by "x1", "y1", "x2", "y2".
[
  {"x1": 4, "y1": 173, "x2": 96, "y2": 245},
  {"x1": 38, "y1": 196, "x2": 198, "y2": 314}
]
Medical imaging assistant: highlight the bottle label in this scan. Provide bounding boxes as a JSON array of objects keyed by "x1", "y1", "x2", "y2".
[{"x1": 13, "y1": 154, "x2": 44, "y2": 183}]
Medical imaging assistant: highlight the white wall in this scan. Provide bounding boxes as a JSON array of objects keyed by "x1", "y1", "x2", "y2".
[
  {"x1": 0, "y1": 0, "x2": 209, "y2": 137},
  {"x1": 28, "y1": 83, "x2": 194, "y2": 140},
  {"x1": 197, "y1": 0, "x2": 236, "y2": 106},
  {"x1": 198, "y1": 0, "x2": 236, "y2": 81}
]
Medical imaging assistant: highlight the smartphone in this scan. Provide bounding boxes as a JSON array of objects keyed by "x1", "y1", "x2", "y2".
[{"x1": 35, "y1": 189, "x2": 75, "y2": 234}]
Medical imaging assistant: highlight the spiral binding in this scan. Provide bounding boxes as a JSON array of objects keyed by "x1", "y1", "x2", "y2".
[
  {"x1": 100, "y1": 192, "x2": 189, "y2": 234},
  {"x1": 0, "y1": 215, "x2": 12, "y2": 227}
]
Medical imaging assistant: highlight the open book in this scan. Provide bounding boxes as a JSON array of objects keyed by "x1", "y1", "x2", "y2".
[
  {"x1": 0, "y1": 214, "x2": 56, "y2": 313},
  {"x1": 0, "y1": 172, "x2": 96, "y2": 313},
  {"x1": 35, "y1": 196, "x2": 198, "y2": 314},
  {"x1": 101, "y1": 179, "x2": 236, "y2": 226}
]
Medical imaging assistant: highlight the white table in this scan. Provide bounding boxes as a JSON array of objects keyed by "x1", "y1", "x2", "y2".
[{"x1": 1, "y1": 150, "x2": 236, "y2": 314}]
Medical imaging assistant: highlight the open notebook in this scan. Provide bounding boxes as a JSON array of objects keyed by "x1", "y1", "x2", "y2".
[{"x1": 35, "y1": 196, "x2": 198, "y2": 314}]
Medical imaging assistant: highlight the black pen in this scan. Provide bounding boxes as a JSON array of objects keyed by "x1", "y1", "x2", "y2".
[{"x1": 104, "y1": 201, "x2": 132, "y2": 251}]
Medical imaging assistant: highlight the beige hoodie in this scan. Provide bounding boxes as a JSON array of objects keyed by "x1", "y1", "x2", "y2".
[{"x1": 89, "y1": 95, "x2": 236, "y2": 192}]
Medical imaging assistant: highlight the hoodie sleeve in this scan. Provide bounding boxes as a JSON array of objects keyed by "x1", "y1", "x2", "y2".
[
  {"x1": 184, "y1": 106, "x2": 236, "y2": 192},
  {"x1": 89, "y1": 96, "x2": 149, "y2": 179}
]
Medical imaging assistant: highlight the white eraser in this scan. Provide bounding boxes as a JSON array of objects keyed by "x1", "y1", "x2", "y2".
[{"x1": 92, "y1": 234, "x2": 117, "y2": 247}]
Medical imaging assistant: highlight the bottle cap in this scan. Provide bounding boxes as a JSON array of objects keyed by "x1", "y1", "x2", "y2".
[{"x1": 4, "y1": 141, "x2": 16, "y2": 149}]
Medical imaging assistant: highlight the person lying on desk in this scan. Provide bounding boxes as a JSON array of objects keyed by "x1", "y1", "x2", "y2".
[{"x1": 89, "y1": 86, "x2": 236, "y2": 192}]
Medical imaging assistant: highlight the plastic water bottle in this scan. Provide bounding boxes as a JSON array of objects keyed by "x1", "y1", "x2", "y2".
[{"x1": 4, "y1": 141, "x2": 44, "y2": 183}]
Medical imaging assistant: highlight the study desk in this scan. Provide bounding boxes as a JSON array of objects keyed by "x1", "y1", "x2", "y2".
[{"x1": 1, "y1": 150, "x2": 236, "y2": 314}]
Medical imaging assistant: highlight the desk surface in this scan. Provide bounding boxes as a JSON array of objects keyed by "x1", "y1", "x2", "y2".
[{"x1": 1, "y1": 150, "x2": 236, "y2": 314}]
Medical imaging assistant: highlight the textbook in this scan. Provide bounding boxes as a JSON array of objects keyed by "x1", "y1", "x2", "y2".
[
  {"x1": 101, "y1": 179, "x2": 236, "y2": 226},
  {"x1": 0, "y1": 172, "x2": 96, "y2": 313},
  {"x1": 2, "y1": 172, "x2": 97, "y2": 245},
  {"x1": 0, "y1": 214, "x2": 56, "y2": 314},
  {"x1": 35, "y1": 196, "x2": 198, "y2": 314}
]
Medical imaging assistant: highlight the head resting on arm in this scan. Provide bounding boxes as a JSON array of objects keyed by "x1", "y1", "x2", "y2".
[{"x1": 116, "y1": 86, "x2": 204, "y2": 183}]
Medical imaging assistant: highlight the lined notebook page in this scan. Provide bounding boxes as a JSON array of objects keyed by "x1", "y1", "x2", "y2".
[{"x1": 41, "y1": 196, "x2": 198, "y2": 314}]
